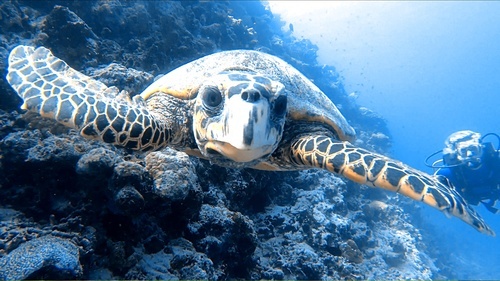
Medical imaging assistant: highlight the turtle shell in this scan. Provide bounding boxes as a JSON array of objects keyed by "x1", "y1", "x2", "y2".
[{"x1": 140, "y1": 50, "x2": 356, "y2": 142}]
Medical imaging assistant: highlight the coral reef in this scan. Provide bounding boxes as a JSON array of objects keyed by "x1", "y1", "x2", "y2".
[
  {"x1": 0, "y1": 235, "x2": 82, "y2": 280},
  {"x1": 0, "y1": 0, "x2": 436, "y2": 279}
]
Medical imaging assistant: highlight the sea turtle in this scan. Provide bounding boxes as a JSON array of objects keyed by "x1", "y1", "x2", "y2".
[{"x1": 6, "y1": 45, "x2": 494, "y2": 235}]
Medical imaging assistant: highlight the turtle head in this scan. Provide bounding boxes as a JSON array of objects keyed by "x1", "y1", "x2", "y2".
[{"x1": 193, "y1": 71, "x2": 287, "y2": 168}]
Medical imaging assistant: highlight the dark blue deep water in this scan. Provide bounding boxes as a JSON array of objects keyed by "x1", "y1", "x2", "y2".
[{"x1": 270, "y1": 1, "x2": 500, "y2": 279}]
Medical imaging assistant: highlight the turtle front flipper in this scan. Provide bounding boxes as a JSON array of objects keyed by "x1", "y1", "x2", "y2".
[
  {"x1": 290, "y1": 135, "x2": 495, "y2": 236},
  {"x1": 7, "y1": 45, "x2": 173, "y2": 151}
]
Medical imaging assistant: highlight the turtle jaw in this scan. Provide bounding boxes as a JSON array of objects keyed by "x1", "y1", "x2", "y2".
[{"x1": 204, "y1": 140, "x2": 275, "y2": 163}]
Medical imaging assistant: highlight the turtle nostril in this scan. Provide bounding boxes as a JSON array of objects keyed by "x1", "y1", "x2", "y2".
[
  {"x1": 241, "y1": 90, "x2": 260, "y2": 103},
  {"x1": 241, "y1": 91, "x2": 248, "y2": 101}
]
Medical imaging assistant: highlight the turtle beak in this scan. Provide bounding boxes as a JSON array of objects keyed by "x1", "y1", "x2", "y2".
[{"x1": 205, "y1": 141, "x2": 271, "y2": 162}]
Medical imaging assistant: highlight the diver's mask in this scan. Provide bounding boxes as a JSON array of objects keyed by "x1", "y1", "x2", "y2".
[{"x1": 443, "y1": 130, "x2": 483, "y2": 169}]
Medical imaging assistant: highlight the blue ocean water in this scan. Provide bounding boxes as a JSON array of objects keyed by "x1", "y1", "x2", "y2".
[
  {"x1": 1, "y1": 1, "x2": 498, "y2": 278},
  {"x1": 270, "y1": 1, "x2": 500, "y2": 279}
]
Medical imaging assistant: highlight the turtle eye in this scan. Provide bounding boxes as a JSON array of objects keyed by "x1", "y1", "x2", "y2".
[
  {"x1": 272, "y1": 95, "x2": 287, "y2": 117},
  {"x1": 202, "y1": 86, "x2": 223, "y2": 108}
]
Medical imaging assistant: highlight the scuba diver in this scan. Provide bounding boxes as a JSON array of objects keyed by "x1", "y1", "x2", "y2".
[{"x1": 426, "y1": 130, "x2": 500, "y2": 214}]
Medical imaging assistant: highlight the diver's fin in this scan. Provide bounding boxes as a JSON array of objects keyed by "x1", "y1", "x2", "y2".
[{"x1": 482, "y1": 200, "x2": 500, "y2": 214}]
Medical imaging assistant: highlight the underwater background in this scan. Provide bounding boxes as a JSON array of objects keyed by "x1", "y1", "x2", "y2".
[
  {"x1": 271, "y1": 1, "x2": 500, "y2": 279},
  {"x1": 0, "y1": 1, "x2": 498, "y2": 279}
]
